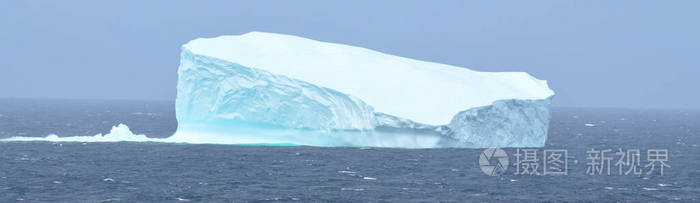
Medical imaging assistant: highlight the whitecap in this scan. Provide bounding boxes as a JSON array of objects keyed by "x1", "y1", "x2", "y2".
[
  {"x1": 132, "y1": 112, "x2": 156, "y2": 116},
  {"x1": 341, "y1": 188, "x2": 365, "y2": 191},
  {"x1": 97, "y1": 198, "x2": 120, "y2": 202},
  {"x1": 338, "y1": 170, "x2": 356, "y2": 174},
  {"x1": 1, "y1": 124, "x2": 159, "y2": 143},
  {"x1": 363, "y1": 177, "x2": 377, "y2": 180}
]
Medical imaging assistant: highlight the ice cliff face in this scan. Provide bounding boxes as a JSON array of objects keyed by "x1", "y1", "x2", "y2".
[
  {"x1": 177, "y1": 51, "x2": 375, "y2": 131},
  {"x1": 174, "y1": 32, "x2": 555, "y2": 148},
  {"x1": 445, "y1": 98, "x2": 552, "y2": 148}
]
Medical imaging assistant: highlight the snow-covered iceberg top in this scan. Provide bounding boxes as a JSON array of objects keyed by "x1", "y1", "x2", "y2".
[
  {"x1": 175, "y1": 32, "x2": 555, "y2": 148},
  {"x1": 183, "y1": 32, "x2": 554, "y2": 126}
]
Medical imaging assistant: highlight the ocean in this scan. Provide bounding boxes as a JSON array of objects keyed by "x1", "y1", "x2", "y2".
[{"x1": 0, "y1": 99, "x2": 698, "y2": 202}]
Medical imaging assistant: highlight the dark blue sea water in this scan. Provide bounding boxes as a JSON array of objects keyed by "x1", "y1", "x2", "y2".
[{"x1": 0, "y1": 99, "x2": 698, "y2": 202}]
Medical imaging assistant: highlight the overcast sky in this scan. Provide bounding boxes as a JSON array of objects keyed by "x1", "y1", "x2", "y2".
[{"x1": 1, "y1": 1, "x2": 698, "y2": 109}]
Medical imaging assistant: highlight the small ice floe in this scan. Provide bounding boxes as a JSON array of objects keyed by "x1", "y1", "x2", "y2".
[
  {"x1": 576, "y1": 133, "x2": 584, "y2": 136},
  {"x1": 103, "y1": 178, "x2": 115, "y2": 182},
  {"x1": 572, "y1": 115, "x2": 579, "y2": 119},
  {"x1": 363, "y1": 177, "x2": 377, "y2": 181},
  {"x1": 620, "y1": 118, "x2": 626, "y2": 121},
  {"x1": 642, "y1": 187, "x2": 658, "y2": 191},
  {"x1": 450, "y1": 168, "x2": 460, "y2": 172},
  {"x1": 584, "y1": 123, "x2": 596, "y2": 127},
  {"x1": 642, "y1": 177, "x2": 650, "y2": 180},
  {"x1": 510, "y1": 179, "x2": 518, "y2": 182},
  {"x1": 294, "y1": 152, "x2": 301, "y2": 156},
  {"x1": 341, "y1": 188, "x2": 365, "y2": 191},
  {"x1": 658, "y1": 183, "x2": 672, "y2": 187},
  {"x1": 177, "y1": 197, "x2": 190, "y2": 201},
  {"x1": 338, "y1": 170, "x2": 356, "y2": 174},
  {"x1": 53, "y1": 181, "x2": 62, "y2": 184},
  {"x1": 604, "y1": 187, "x2": 614, "y2": 190}
]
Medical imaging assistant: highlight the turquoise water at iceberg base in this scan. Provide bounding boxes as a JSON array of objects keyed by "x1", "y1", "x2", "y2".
[{"x1": 0, "y1": 99, "x2": 699, "y2": 202}]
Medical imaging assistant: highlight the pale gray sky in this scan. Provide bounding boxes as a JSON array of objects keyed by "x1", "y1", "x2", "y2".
[{"x1": 1, "y1": 0, "x2": 698, "y2": 109}]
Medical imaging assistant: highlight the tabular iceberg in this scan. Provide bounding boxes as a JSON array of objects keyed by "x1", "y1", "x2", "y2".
[{"x1": 172, "y1": 32, "x2": 555, "y2": 148}]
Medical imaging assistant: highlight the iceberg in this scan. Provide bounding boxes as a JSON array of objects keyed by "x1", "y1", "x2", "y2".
[{"x1": 173, "y1": 32, "x2": 555, "y2": 148}]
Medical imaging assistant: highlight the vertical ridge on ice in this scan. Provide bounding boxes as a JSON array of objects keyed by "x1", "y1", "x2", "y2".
[
  {"x1": 446, "y1": 98, "x2": 552, "y2": 148},
  {"x1": 177, "y1": 49, "x2": 376, "y2": 131}
]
